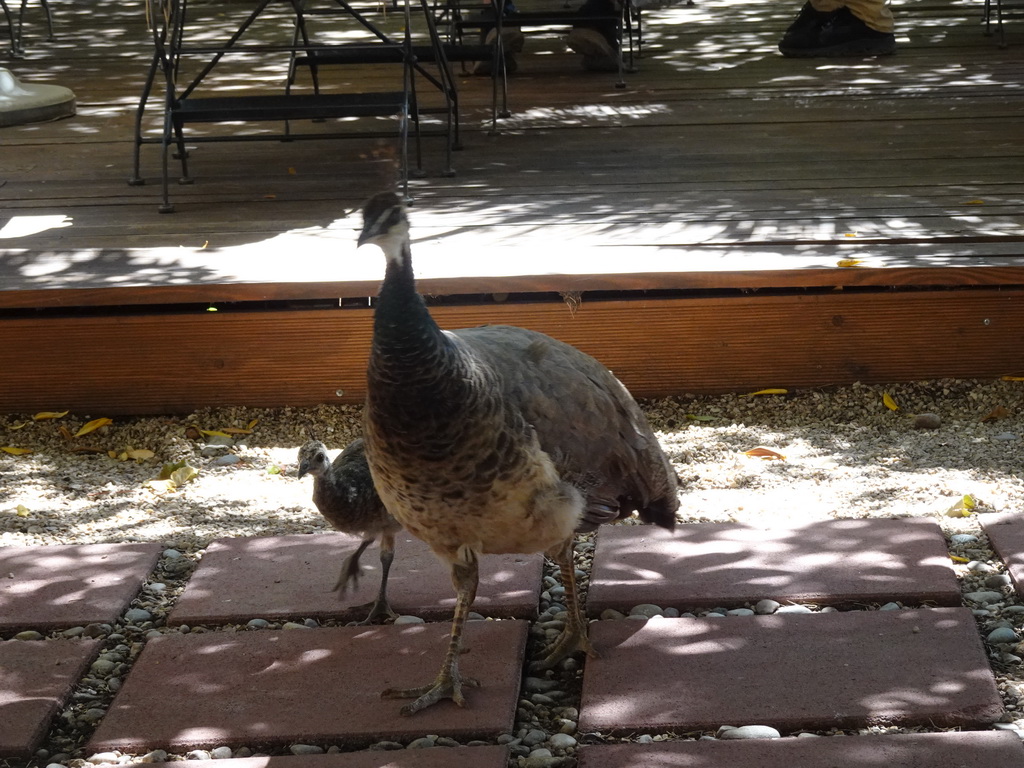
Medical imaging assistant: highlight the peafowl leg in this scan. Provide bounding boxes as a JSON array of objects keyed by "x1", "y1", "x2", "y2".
[
  {"x1": 381, "y1": 550, "x2": 481, "y2": 715},
  {"x1": 356, "y1": 532, "x2": 399, "y2": 625},
  {"x1": 531, "y1": 537, "x2": 598, "y2": 672},
  {"x1": 333, "y1": 537, "x2": 373, "y2": 594}
]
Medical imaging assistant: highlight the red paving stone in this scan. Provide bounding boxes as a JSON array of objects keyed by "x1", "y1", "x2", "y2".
[
  {"x1": 88, "y1": 620, "x2": 528, "y2": 753},
  {"x1": 0, "y1": 543, "x2": 162, "y2": 631},
  {"x1": 168, "y1": 533, "x2": 542, "y2": 626},
  {"x1": 587, "y1": 517, "x2": 960, "y2": 615},
  {"x1": 174, "y1": 746, "x2": 510, "y2": 767},
  {"x1": 578, "y1": 607, "x2": 1002, "y2": 735},
  {"x1": 0, "y1": 638, "x2": 103, "y2": 759},
  {"x1": 577, "y1": 731, "x2": 1024, "y2": 768},
  {"x1": 981, "y1": 513, "x2": 1024, "y2": 591}
]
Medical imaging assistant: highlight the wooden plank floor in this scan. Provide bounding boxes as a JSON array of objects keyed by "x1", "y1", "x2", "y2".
[{"x1": 1, "y1": 0, "x2": 1022, "y2": 411}]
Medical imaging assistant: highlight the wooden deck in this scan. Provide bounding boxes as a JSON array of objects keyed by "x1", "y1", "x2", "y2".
[{"x1": 1, "y1": 0, "x2": 1022, "y2": 413}]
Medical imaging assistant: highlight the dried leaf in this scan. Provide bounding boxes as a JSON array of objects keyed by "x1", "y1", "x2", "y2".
[
  {"x1": 965, "y1": 199, "x2": 985, "y2": 205},
  {"x1": 16, "y1": 504, "x2": 30, "y2": 517},
  {"x1": 945, "y1": 494, "x2": 976, "y2": 518},
  {"x1": 126, "y1": 449, "x2": 155, "y2": 462},
  {"x1": 58, "y1": 426, "x2": 74, "y2": 441},
  {"x1": 219, "y1": 427, "x2": 252, "y2": 435},
  {"x1": 6, "y1": 421, "x2": 29, "y2": 430},
  {"x1": 199, "y1": 429, "x2": 232, "y2": 438},
  {"x1": 950, "y1": 554, "x2": 969, "y2": 563},
  {"x1": 744, "y1": 446, "x2": 786, "y2": 460},
  {"x1": 70, "y1": 446, "x2": 107, "y2": 454},
  {"x1": 159, "y1": 459, "x2": 192, "y2": 481},
  {"x1": 267, "y1": 464, "x2": 282, "y2": 475},
  {"x1": 108, "y1": 450, "x2": 120, "y2": 460},
  {"x1": 75, "y1": 418, "x2": 112, "y2": 437},
  {"x1": 143, "y1": 479, "x2": 176, "y2": 495},
  {"x1": 836, "y1": 258, "x2": 863, "y2": 268},
  {"x1": 33, "y1": 410, "x2": 69, "y2": 421},
  {"x1": 246, "y1": 419, "x2": 259, "y2": 430},
  {"x1": 745, "y1": 388, "x2": 788, "y2": 397},
  {"x1": 686, "y1": 414, "x2": 716, "y2": 422},
  {"x1": 1, "y1": 446, "x2": 33, "y2": 455},
  {"x1": 981, "y1": 405, "x2": 1011, "y2": 422},
  {"x1": 1001, "y1": 376, "x2": 1024, "y2": 382},
  {"x1": 170, "y1": 464, "x2": 198, "y2": 486},
  {"x1": 882, "y1": 392, "x2": 899, "y2": 411}
]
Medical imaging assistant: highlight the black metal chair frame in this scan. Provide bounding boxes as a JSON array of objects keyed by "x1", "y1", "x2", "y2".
[
  {"x1": 0, "y1": 0, "x2": 53, "y2": 57},
  {"x1": 129, "y1": 0, "x2": 455, "y2": 212}
]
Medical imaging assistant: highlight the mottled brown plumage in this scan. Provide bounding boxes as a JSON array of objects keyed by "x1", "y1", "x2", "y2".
[
  {"x1": 358, "y1": 191, "x2": 680, "y2": 715},
  {"x1": 297, "y1": 437, "x2": 402, "y2": 624}
]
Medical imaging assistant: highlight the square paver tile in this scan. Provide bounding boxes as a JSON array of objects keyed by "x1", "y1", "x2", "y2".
[
  {"x1": 587, "y1": 517, "x2": 960, "y2": 615},
  {"x1": 981, "y1": 513, "x2": 1024, "y2": 591},
  {"x1": 578, "y1": 607, "x2": 1002, "y2": 735},
  {"x1": 88, "y1": 620, "x2": 529, "y2": 753},
  {"x1": 174, "y1": 746, "x2": 510, "y2": 767},
  {"x1": 0, "y1": 543, "x2": 162, "y2": 631},
  {"x1": 0, "y1": 638, "x2": 103, "y2": 759},
  {"x1": 168, "y1": 533, "x2": 542, "y2": 626},
  {"x1": 577, "y1": 731, "x2": 1024, "y2": 768}
]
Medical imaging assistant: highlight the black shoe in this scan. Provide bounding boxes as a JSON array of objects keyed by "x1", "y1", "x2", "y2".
[{"x1": 779, "y1": 6, "x2": 896, "y2": 57}]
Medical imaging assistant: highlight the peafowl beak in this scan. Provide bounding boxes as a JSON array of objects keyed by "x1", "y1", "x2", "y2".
[{"x1": 297, "y1": 460, "x2": 310, "y2": 479}]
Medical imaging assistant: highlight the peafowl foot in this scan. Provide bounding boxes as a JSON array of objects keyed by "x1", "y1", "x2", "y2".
[{"x1": 382, "y1": 668, "x2": 481, "y2": 715}]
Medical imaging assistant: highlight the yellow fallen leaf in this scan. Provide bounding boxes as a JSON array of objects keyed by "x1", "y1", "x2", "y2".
[
  {"x1": 744, "y1": 446, "x2": 786, "y2": 460},
  {"x1": 16, "y1": 504, "x2": 30, "y2": 517},
  {"x1": 1, "y1": 446, "x2": 33, "y2": 455},
  {"x1": 981, "y1": 405, "x2": 1010, "y2": 422},
  {"x1": 945, "y1": 494, "x2": 976, "y2": 518},
  {"x1": 143, "y1": 479, "x2": 176, "y2": 494},
  {"x1": 882, "y1": 392, "x2": 899, "y2": 411},
  {"x1": 837, "y1": 259, "x2": 864, "y2": 268},
  {"x1": 75, "y1": 418, "x2": 112, "y2": 437},
  {"x1": 219, "y1": 427, "x2": 253, "y2": 435},
  {"x1": 199, "y1": 429, "x2": 232, "y2": 438},
  {"x1": 108, "y1": 450, "x2": 120, "y2": 460},
  {"x1": 58, "y1": 426, "x2": 74, "y2": 441},
  {"x1": 33, "y1": 411, "x2": 69, "y2": 421},
  {"x1": 170, "y1": 464, "x2": 198, "y2": 486},
  {"x1": 950, "y1": 554, "x2": 970, "y2": 563},
  {"x1": 1001, "y1": 376, "x2": 1024, "y2": 382},
  {"x1": 745, "y1": 388, "x2": 788, "y2": 397},
  {"x1": 844, "y1": 232, "x2": 858, "y2": 237},
  {"x1": 686, "y1": 414, "x2": 716, "y2": 422},
  {"x1": 965, "y1": 199, "x2": 985, "y2": 205},
  {"x1": 246, "y1": 419, "x2": 259, "y2": 430},
  {"x1": 126, "y1": 449, "x2": 155, "y2": 462},
  {"x1": 6, "y1": 421, "x2": 29, "y2": 430}
]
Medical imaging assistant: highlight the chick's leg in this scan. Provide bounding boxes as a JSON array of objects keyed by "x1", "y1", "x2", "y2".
[
  {"x1": 357, "y1": 532, "x2": 399, "y2": 625},
  {"x1": 531, "y1": 537, "x2": 597, "y2": 671},
  {"x1": 333, "y1": 537, "x2": 373, "y2": 593},
  {"x1": 381, "y1": 549, "x2": 481, "y2": 715}
]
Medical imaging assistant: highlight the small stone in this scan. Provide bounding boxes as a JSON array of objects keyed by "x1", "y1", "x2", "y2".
[
  {"x1": 436, "y1": 737, "x2": 460, "y2": 747},
  {"x1": 992, "y1": 432, "x2": 1019, "y2": 441},
  {"x1": 726, "y1": 608, "x2": 755, "y2": 617},
  {"x1": 776, "y1": 604, "x2": 813, "y2": 614},
  {"x1": 879, "y1": 602, "x2": 902, "y2": 611},
  {"x1": 988, "y1": 627, "x2": 1020, "y2": 644},
  {"x1": 200, "y1": 445, "x2": 230, "y2": 458},
  {"x1": 87, "y1": 753, "x2": 120, "y2": 765},
  {"x1": 186, "y1": 750, "x2": 211, "y2": 760},
  {"x1": 90, "y1": 659, "x2": 117, "y2": 675},
  {"x1": 83, "y1": 623, "x2": 109, "y2": 638},
  {"x1": 80, "y1": 708, "x2": 107, "y2": 723},
  {"x1": 370, "y1": 741, "x2": 405, "y2": 751},
  {"x1": 522, "y1": 728, "x2": 548, "y2": 747},
  {"x1": 599, "y1": 609, "x2": 625, "y2": 620},
  {"x1": 548, "y1": 733, "x2": 577, "y2": 750},
  {"x1": 212, "y1": 454, "x2": 241, "y2": 466},
  {"x1": 529, "y1": 748, "x2": 553, "y2": 759},
  {"x1": 407, "y1": 737, "x2": 436, "y2": 749},
  {"x1": 246, "y1": 618, "x2": 270, "y2": 629},
  {"x1": 986, "y1": 574, "x2": 1012, "y2": 588},
  {"x1": 524, "y1": 677, "x2": 561, "y2": 693},
  {"x1": 629, "y1": 604, "x2": 663, "y2": 618},
  {"x1": 754, "y1": 599, "x2": 780, "y2": 615},
  {"x1": 637, "y1": 734, "x2": 655, "y2": 744},
  {"x1": 289, "y1": 744, "x2": 324, "y2": 755},
  {"x1": 719, "y1": 725, "x2": 781, "y2": 740},
  {"x1": 62, "y1": 626, "x2": 86, "y2": 638},
  {"x1": 393, "y1": 615, "x2": 425, "y2": 624},
  {"x1": 950, "y1": 534, "x2": 979, "y2": 546},
  {"x1": 210, "y1": 746, "x2": 233, "y2": 759},
  {"x1": 281, "y1": 621, "x2": 310, "y2": 630},
  {"x1": 965, "y1": 591, "x2": 1004, "y2": 604},
  {"x1": 124, "y1": 608, "x2": 152, "y2": 623},
  {"x1": 968, "y1": 561, "x2": 996, "y2": 573},
  {"x1": 163, "y1": 549, "x2": 182, "y2": 560},
  {"x1": 14, "y1": 630, "x2": 44, "y2": 641},
  {"x1": 663, "y1": 607, "x2": 681, "y2": 618},
  {"x1": 913, "y1": 413, "x2": 941, "y2": 430}
]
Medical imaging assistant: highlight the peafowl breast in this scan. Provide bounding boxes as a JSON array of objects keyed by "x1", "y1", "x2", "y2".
[
  {"x1": 297, "y1": 437, "x2": 402, "y2": 624},
  {"x1": 358, "y1": 191, "x2": 679, "y2": 715}
]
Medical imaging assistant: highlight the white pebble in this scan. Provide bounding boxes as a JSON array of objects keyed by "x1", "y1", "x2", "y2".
[
  {"x1": 719, "y1": 725, "x2": 781, "y2": 740},
  {"x1": 394, "y1": 615, "x2": 425, "y2": 624},
  {"x1": 754, "y1": 599, "x2": 780, "y2": 615}
]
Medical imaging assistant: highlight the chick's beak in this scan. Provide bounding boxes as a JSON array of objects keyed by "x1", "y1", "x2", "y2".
[{"x1": 297, "y1": 461, "x2": 309, "y2": 479}]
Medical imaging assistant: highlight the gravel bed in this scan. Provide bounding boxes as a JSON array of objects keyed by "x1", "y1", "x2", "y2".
[{"x1": 2, "y1": 377, "x2": 1023, "y2": 766}]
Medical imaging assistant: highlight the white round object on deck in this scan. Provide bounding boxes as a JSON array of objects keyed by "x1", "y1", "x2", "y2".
[{"x1": 0, "y1": 67, "x2": 75, "y2": 126}]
